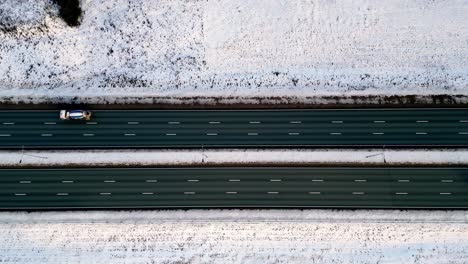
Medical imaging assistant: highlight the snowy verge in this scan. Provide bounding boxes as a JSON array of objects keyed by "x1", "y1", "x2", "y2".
[
  {"x1": 2, "y1": 149, "x2": 468, "y2": 167},
  {"x1": 0, "y1": 209, "x2": 467, "y2": 224}
]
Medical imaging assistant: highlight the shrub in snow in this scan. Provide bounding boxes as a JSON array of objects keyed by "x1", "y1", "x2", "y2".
[{"x1": 51, "y1": 0, "x2": 81, "y2": 27}]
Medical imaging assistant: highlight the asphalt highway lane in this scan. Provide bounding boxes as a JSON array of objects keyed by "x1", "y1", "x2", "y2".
[
  {"x1": 0, "y1": 167, "x2": 466, "y2": 209},
  {"x1": 0, "y1": 109, "x2": 468, "y2": 148}
]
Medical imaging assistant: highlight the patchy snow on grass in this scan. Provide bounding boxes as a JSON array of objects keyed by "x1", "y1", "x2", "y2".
[
  {"x1": 0, "y1": 210, "x2": 467, "y2": 264},
  {"x1": 1, "y1": 148, "x2": 468, "y2": 167},
  {"x1": 0, "y1": 0, "x2": 467, "y2": 104}
]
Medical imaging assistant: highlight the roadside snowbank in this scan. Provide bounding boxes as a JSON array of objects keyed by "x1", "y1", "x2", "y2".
[
  {"x1": 2, "y1": 149, "x2": 468, "y2": 167},
  {"x1": 0, "y1": 0, "x2": 467, "y2": 104},
  {"x1": 0, "y1": 210, "x2": 467, "y2": 263}
]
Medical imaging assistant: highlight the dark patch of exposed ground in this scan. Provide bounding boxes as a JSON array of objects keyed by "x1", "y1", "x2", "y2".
[{"x1": 0, "y1": 95, "x2": 467, "y2": 110}]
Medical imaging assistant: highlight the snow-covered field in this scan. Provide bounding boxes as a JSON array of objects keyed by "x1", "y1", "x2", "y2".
[
  {"x1": 0, "y1": 0, "x2": 467, "y2": 104},
  {"x1": 1, "y1": 210, "x2": 467, "y2": 264}
]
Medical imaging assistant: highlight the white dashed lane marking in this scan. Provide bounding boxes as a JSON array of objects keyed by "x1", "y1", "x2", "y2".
[
  {"x1": 330, "y1": 132, "x2": 342, "y2": 135},
  {"x1": 354, "y1": 179, "x2": 367, "y2": 182},
  {"x1": 290, "y1": 121, "x2": 302, "y2": 124},
  {"x1": 166, "y1": 133, "x2": 176, "y2": 136},
  {"x1": 41, "y1": 134, "x2": 53, "y2": 137},
  {"x1": 288, "y1": 132, "x2": 300, "y2": 135},
  {"x1": 57, "y1": 193, "x2": 69, "y2": 196},
  {"x1": 206, "y1": 133, "x2": 218, "y2": 136},
  {"x1": 249, "y1": 121, "x2": 261, "y2": 124},
  {"x1": 331, "y1": 121, "x2": 343, "y2": 124},
  {"x1": 248, "y1": 133, "x2": 259, "y2": 136},
  {"x1": 373, "y1": 121, "x2": 386, "y2": 123},
  {"x1": 146, "y1": 180, "x2": 158, "y2": 183},
  {"x1": 142, "y1": 192, "x2": 154, "y2": 195},
  {"x1": 415, "y1": 132, "x2": 427, "y2": 135},
  {"x1": 398, "y1": 179, "x2": 410, "y2": 182},
  {"x1": 226, "y1": 192, "x2": 238, "y2": 194},
  {"x1": 308, "y1": 192, "x2": 321, "y2": 195},
  {"x1": 168, "y1": 121, "x2": 180, "y2": 124},
  {"x1": 440, "y1": 192, "x2": 452, "y2": 195},
  {"x1": 416, "y1": 120, "x2": 429, "y2": 123},
  {"x1": 14, "y1": 193, "x2": 27, "y2": 196},
  {"x1": 396, "y1": 192, "x2": 408, "y2": 195},
  {"x1": 2, "y1": 122, "x2": 14, "y2": 125},
  {"x1": 267, "y1": 192, "x2": 279, "y2": 194},
  {"x1": 86, "y1": 122, "x2": 98, "y2": 125},
  {"x1": 83, "y1": 134, "x2": 94, "y2": 136},
  {"x1": 441, "y1": 180, "x2": 454, "y2": 183},
  {"x1": 43, "y1": 122, "x2": 56, "y2": 125},
  {"x1": 373, "y1": 132, "x2": 384, "y2": 135},
  {"x1": 209, "y1": 121, "x2": 221, "y2": 124},
  {"x1": 19, "y1": 181, "x2": 31, "y2": 184},
  {"x1": 124, "y1": 133, "x2": 136, "y2": 136},
  {"x1": 352, "y1": 192, "x2": 365, "y2": 195},
  {"x1": 62, "y1": 180, "x2": 74, "y2": 183},
  {"x1": 184, "y1": 192, "x2": 196, "y2": 195},
  {"x1": 99, "y1": 193, "x2": 112, "y2": 195},
  {"x1": 127, "y1": 122, "x2": 139, "y2": 125},
  {"x1": 0, "y1": 134, "x2": 11, "y2": 137}
]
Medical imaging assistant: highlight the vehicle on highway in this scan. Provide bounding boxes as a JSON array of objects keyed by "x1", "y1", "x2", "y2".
[{"x1": 60, "y1": 110, "x2": 92, "y2": 120}]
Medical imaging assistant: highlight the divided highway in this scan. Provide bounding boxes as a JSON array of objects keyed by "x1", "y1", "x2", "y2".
[
  {"x1": 0, "y1": 167, "x2": 467, "y2": 209},
  {"x1": 0, "y1": 109, "x2": 468, "y2": 148}
]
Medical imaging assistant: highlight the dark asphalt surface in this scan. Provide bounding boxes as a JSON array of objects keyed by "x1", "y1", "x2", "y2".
[
  {"x1": 1, "y1": 167, "x2": 467, "y2": 209},
  {"x1": 1, "y1": 109, "x2": 468, "y2": 148}
]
